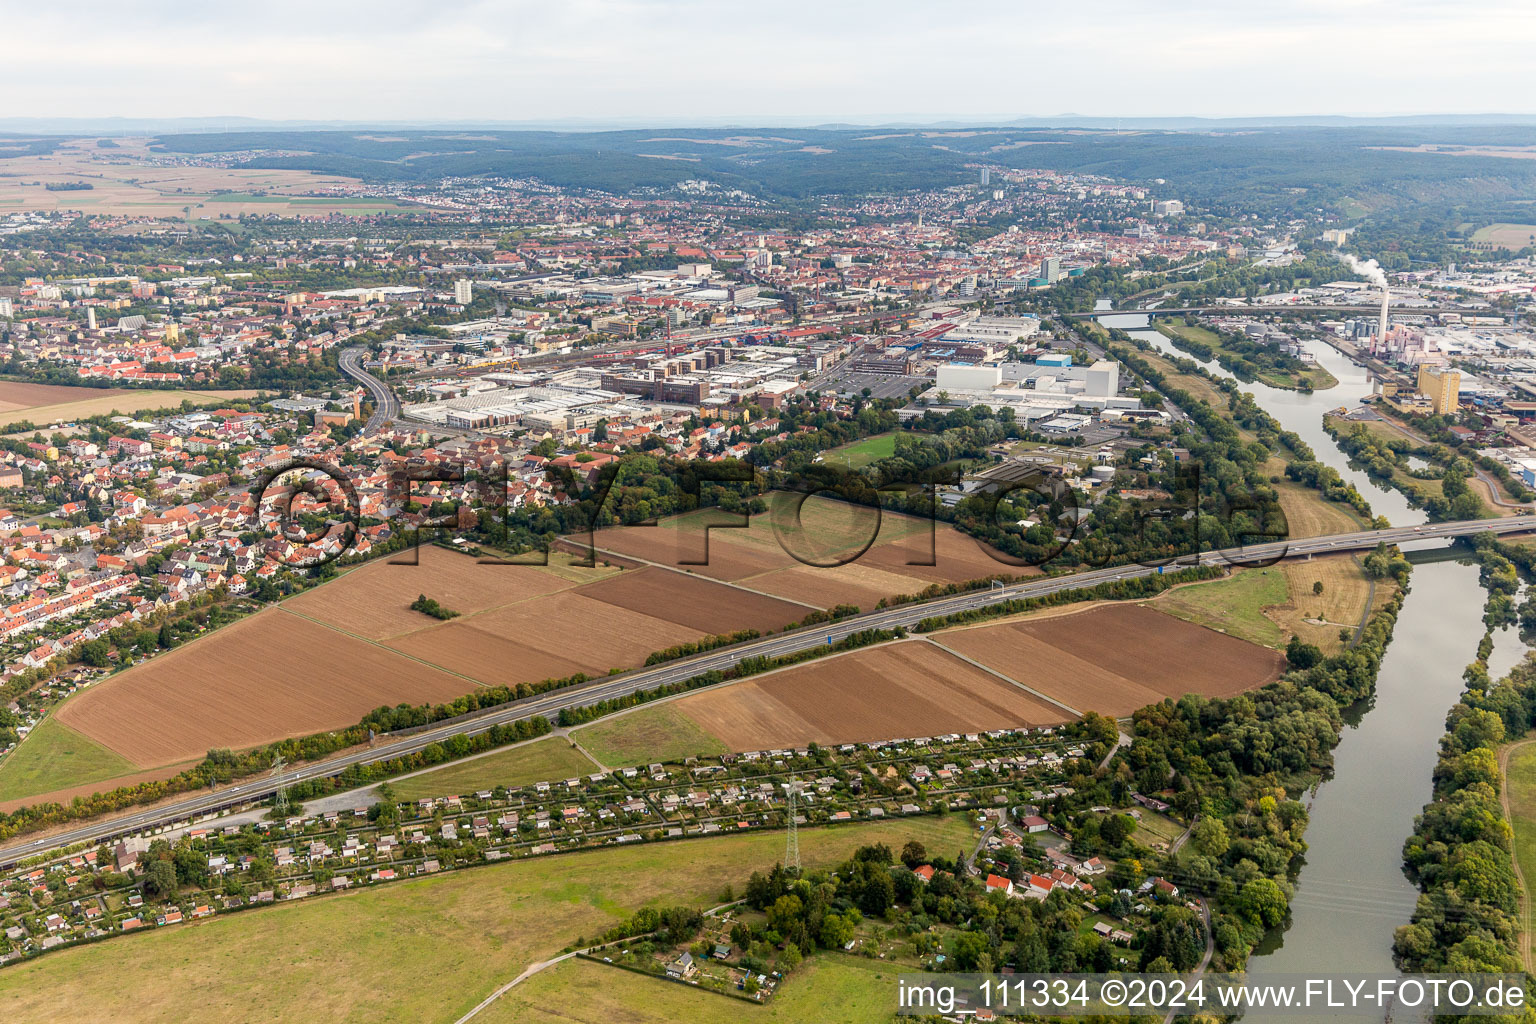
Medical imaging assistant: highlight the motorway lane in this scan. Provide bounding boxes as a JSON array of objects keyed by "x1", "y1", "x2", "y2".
[
  {"x1": 1, "y1": 514, "x2": 1530, "y2": 866},
  {"x1": 339, "y1": 347, "x2": 399, "y2": 435}
]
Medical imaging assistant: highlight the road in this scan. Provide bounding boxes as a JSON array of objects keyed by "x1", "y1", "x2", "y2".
[
  {"x1": 1, "y1": 514, "x2": 1530, "y2": 868},
  {"x1": 339, "y1": 346, "x2": 399, "y2": 435},
  {"x1": 1073, "y1": 304, "x2": 1481, "y2": 321}
]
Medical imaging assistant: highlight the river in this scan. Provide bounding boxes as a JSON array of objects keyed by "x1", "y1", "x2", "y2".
[{"x1": 1096, "y1": 310, "x2": 1527, "y2": 1020}]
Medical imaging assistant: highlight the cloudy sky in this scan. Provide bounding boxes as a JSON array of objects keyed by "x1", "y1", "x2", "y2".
[{"x1": 6, "y1": 0, "x2": 1535, "y2": 125}]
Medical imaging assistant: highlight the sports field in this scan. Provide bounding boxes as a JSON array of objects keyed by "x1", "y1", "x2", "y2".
[
  {"x1": 0, "y1": 816, "x2": 975, "y2": 1024},
  {"x1": 824, "y1": 431, "x2": 897, "y2": 469}
]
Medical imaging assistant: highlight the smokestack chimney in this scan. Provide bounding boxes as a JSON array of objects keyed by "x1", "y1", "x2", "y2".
[{"x1": 1378, "y1": 286, "x2": 1389, "y2": 349}]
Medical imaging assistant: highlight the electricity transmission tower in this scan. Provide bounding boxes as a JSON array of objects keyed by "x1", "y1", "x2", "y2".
[
  {"x1": 785, "y1": 777, "x2": 802, "y2": 871},
  {"x1": 270, "y1": 754, "x2": 289, "y2": 818}
]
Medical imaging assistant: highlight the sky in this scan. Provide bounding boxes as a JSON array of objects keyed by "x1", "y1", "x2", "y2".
[{"x1": 6, "y1": 0, "x2": 1536, "y2": 125}]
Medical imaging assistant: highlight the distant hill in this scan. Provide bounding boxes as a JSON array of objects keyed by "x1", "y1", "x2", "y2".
[{"x1": 129, "y1": 124, "x2": 1536, "y2": 207}]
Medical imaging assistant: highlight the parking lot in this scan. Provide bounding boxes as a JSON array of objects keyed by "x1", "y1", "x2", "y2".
[{"x1": 808, "y1": 367, "x2": 930, "y2": 400}]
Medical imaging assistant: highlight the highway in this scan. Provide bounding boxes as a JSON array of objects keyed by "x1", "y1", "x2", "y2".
[
  {"x1": 339, "y1": 346, "x2": 400, "y2": 435},
  {"x1": 1071, "y1": 304, "x2": 1480, "y2": 321},
  {"x1": 1, "y1": 514, "x2": 1530, "y2": 867}
]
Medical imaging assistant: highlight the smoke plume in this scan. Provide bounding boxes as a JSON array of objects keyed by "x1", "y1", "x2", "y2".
[
  {"x1": 1338, "y1": 252, "x2": 1390, "y2": 346},
  {"x1": 1338, "y1": 252, "x2": 1388, "y2": 290}
]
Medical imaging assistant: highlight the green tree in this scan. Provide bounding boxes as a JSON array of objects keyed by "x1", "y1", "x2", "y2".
[
  {"x1": 1191, "y1": 817, "x2": 1230, "y2": 858},
  {"x1": 900, "y1": 840, "x2": 927, "y2": 869},
  {"x1": 79, "y1": 639, "x2": 111, "y2": 667},
  {"x1": 142, "y1": 859, "x2": 179, "y2": 899},
  {"x1": 1236, "y1": 877, "x2": 1288, "y2": 927}
]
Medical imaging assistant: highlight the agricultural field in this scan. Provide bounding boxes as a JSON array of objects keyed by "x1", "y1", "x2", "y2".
[
  {"x1": 389, "y1": 737, "x2": 599, "y2": 802},
  {"x1": 22, "y1": 545, "x2": 808, "y2": 806},
  {"x1": 387, "y1": 590, "x2": 702, "y2": 680},
  {"x1": 572, "y1": 703, "x2": 729, "y2": 767},
  {"x1": 590, "y1": 496, "x2": 1033, "y2": 609},
  {"x1": 1471, "y1": 223, "x2": 1536, "y2": 249},
  {"x1": 487, "y1": 952, "x2": 897, "y2": 1024},
  {"x1": 675, "y1": 640, "x2": 1070, "y2": 751},
  {"x1": 0, "y1": 382, "x2": 263, "y2": 429},
  {"x1": 282, "y1": 544, "x2": 600, "y2": 641},
  {"x1": 937, "y1": 603, "x2": 1285, "y2": 718},
  {"x1": 0, "y1": 716, "x2": 137, "y2": 804},
  {"x1": 0, "y1": 381, "x2": 131, "y2": 413},
  {"x1": 52, "y1": 609, "x2": 478, "y2": 769},
  {"x1": 0, "y1": 816, "x2": 975, "y2": 1024},
  {"x1": 1131, "y1": 347, "x2": 1238, "y2": 425},
  {"x1": 1273, "y1": 556, "x2": 1384, "y2": 653},
  {"x1": 576, "y1": 566, "x2": 808, "y2": 634},
  {"x1": 0, "y1": 137, "x2": 417, "y2": 218}
]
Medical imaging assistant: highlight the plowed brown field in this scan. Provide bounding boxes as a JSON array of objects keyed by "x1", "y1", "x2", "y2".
[
  {"x1": 588, "y1": 500, "x2": 1036, "y2": 607},
  {"x1": 387, "y1": 591, "x2": 703, "y2": 682},
  {"x1": 38, "y1": 544, "x2": 846, "y2": 786},
  {"x1": 283, "y1": 544, "x2": 587, "y2": 640},
  {"x1": 940, "y1": 604, "x2": 1284, "y2": 717},
  {"x1": 577, "y1": 567, "x2": 806, "y2": 634},
  {"x1": 745, "y1": 563, "x2": 933, "y2": 609},
  {"x1": 0, "y1": 382, "x2": 129, "y2": 412},
  {"x1": 592, "y1": 519, "x2": 795, "y2": 581},
  {"x1": 54, "y1": 610, "x2": 479, "y2": 767},
  {"x1": 675, "y1": 640, "x2": 1070, "y2": 750}
]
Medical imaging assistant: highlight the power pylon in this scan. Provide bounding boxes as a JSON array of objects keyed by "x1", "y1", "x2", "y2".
[
  {"x1": 785, "y1": 777, "x2": 802, "y2": 871},
  {"x1": 270, "y1": 754, "x2": 289, "y2": 818}
]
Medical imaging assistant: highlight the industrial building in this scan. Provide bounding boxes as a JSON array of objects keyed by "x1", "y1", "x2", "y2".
[{"x1": 1417, "y1": 364, "x2": 1461, "y2": 415}]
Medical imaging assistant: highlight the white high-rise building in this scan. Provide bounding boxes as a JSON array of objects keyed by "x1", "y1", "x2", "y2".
[
  {"x1": 86, "y1": 306, "x2": 97, "y2": 330},
  {"x1": 1039, "y1": 256, "x2": 1061, "y2": 283},
  {"x1": 454, "y1": 279, "x2": 473, "y2": 305},
  {"x1": 0, "y1": 297, "x2": 12, "y2": 318},
  {"x1": 979, "y1": 167, "x2": 991, "y2": 186}
]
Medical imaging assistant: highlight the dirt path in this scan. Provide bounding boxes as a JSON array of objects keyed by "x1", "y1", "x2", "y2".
[
  {"x1": 452, "y1": 952, "x2": 579, "y2": 1024},
  {"x1": 1498, "y1": 736, "x2": 1536, "y2": 973}
]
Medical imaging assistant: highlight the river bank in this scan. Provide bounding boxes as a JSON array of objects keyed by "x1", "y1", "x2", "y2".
[{"x1": 1098, "y1": 310, "x2": 1522, "y2": 1016}]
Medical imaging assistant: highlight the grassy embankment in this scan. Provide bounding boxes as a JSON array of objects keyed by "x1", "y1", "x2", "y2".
[
  {"x1": 0, "y1": 717, "x2": 137, "y2": 803},
  {"x1": 389, "y1": 737, "x2": 600, "y2": 802}
]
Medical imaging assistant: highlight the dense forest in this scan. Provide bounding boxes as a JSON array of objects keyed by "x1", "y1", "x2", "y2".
[{"x1": 145, "y1": 125, "x2": 1536, "y2": 211}]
